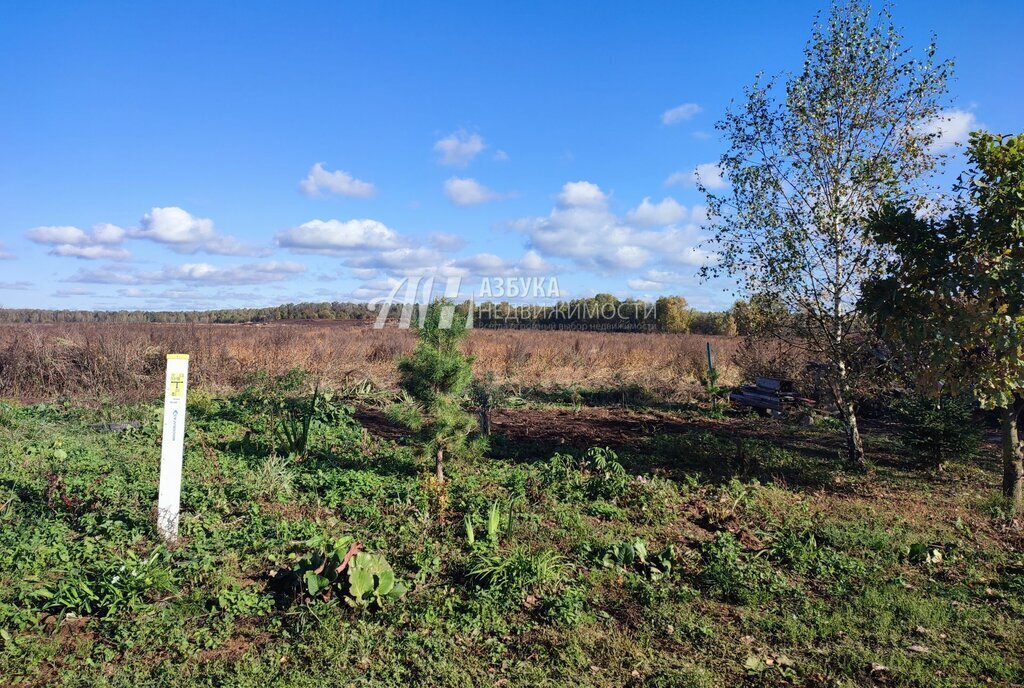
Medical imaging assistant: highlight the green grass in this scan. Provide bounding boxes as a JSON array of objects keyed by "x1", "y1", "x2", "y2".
[{"x1": 0, "y1": 388, "x2": 1021, "y2": 687}]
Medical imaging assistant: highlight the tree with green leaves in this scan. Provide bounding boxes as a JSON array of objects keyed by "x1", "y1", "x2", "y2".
[
  {"x1": 865, "y1": 132, "x2": 1024, "y2": 510},
  {"x1": 701, "y1": 0, "x2": 951, "y2": 468},
  {"x1": 388, "y1": 300, "x2": 484, "y2": 484},
  {"x1": 655, "y1": 296, "x2": 692, "y2": 333}
]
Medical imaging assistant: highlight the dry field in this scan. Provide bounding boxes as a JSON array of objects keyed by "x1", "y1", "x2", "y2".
[{"x1": 0, "y1": 321, "x2": 749, "y2": 403}]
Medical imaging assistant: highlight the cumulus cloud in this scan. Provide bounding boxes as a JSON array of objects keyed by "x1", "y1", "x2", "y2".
[
  {"x1": 511, "y1": 180, "x2": 710, "y2": 272},
  {"x1": 277, "y1": 218, "x2": 403, "y2": 255},
  {"x1": 0, "y1": 243, "x2": 14, "y2": 260},
  {"x1": 26, "y1": 223, "x2": 130, "y2": 260},
  {"x1": 625, "y1": 197, "x2": 687, "y2": 226},
  {"x1": 558, "y1": 181, "x2": 607, "y2": 208},
  {"x1": 130, "y1": 207, "x2": 266, "y2": 256},
  {"x1": 661, "y1": 102, "x2": 702, "y2": 125},
  {"x1": 493, "y1": 149, "x2": 510, "y2": 162},
  {"x1": 444, "y1": 177, "x2": 503, "y2": 206},
  {"x1": 434, "y1": 130, "x2": 485, "y2": 166},
  {"x1": 27, "y1": 210, "x2": 265, "y2": 259},
  {"x1": 299, "y1": 162, "x2": 377, "y2": 198},
  {"x1": 665, "y1": 162, "x2": 727, "y2": 190},
  {"x1": 918, "y1": 109, "x2": 980, "y2": 152}
]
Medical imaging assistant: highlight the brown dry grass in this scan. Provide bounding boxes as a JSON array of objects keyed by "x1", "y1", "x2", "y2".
[{"x1": 0, "y1": 321, "x2": 744, "y2": 403}]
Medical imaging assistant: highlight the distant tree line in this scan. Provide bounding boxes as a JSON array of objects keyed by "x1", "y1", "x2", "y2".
[
  {"x1": 0, "y1": 302, "x2": 376, "y2": 324},
  {"x1": 0, "y1": 296, "x2": 755, "y2": 335}
]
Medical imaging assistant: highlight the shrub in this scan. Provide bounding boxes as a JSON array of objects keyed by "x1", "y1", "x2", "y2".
[
  {"x1": 897, "y1": 393, "x2": 980, "y2": 469},
  {"x1": 540, "y1": 447, "x2": 630, "y2": 502}
]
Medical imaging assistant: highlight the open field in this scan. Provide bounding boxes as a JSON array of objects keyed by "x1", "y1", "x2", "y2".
[
  {"x1": 0, "y1": 324, "x2": 1020, "y2": 686},
  {"x1": 0, "y1": 322, "x2": 746, "y2": 403}
]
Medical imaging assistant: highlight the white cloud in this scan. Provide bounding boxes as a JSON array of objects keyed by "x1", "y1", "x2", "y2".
[
  {"x1": 130, "y1": 207, "x2": 265, "y2": 256},
  {"x1": 27, "y1": 225, "x2": 91, "y2": 245},
  {"x1": 625, "y1": 197, "x2": 687, "y2": 226},
  {"x1": 115, "y1": 286, "x2": 266, "y2": 306},
  {"x1": 511, "y1": 180, "x2": 710, "y2": 272},
  {"x1": 277, "y1": 218, "x2": 402, "y2": 255},
  {"x1": 346, "y1": 247, "x2": 447, "y2": 274},
  {"x1": 558, "y1": 181, "x2": 608, "y2": 208},
  {"x1": 0, "y1": 243, "x2": 14, "y2": 260},
  {"x1": 451, "y1": 250, "x2": 554, "y2": 277},
  {"x1": 493, "y1": 149, "x2": 510, "y2": 162},
  {"x1": 27, "y1": 210, "x2": 263, "y2": 259},
  {"x1": 918, "y1": 109, "x2": 980, "y2": 152},
  {"x1": 665, "y1": 162, "x2": 727, "y2": 190},
  {"x1": 434, "y1": 130, "x2": 485, "y2": 166},
  {"x1": 90, "y1": 223, "x2": 126, "y2": 244},
  {"x1": 349, "y1": 277, "x2": 406, "y2": 300},
  {"x1": 299, "y1": 162, "x2": 377, "y2": 198},
  {"x1": 170, "y1": 261, "x2": 305, "y2": 285},
  {"x1": 26, "y1": 223, "x2": 131, "y2": 260},
  {"x1": 626, "y1": 269, "x2": 703, "y2": 292},
  {"x1": 0, "y1": 280, "x2": 32, "y2": 290},
  {"x1": 50, "y1": 245, "x2": 132, "y2": 260},
  {"x1": 661, "y1": 102, "x2": 702, "y2": 125},
  {"x1": 135, "y1": 207, "x2": 214, "y2": 244},
  {"x1": 444, "y1": 177, "x2": 503, "y2": 206},
  {"x1": 67, "y1": 261, "x2": 305, "y2": 286}
]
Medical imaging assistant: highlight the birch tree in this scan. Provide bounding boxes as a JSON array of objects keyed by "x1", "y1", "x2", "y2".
[{"x1": 701, "y1": 0, "x2": 950, "y2": 467}]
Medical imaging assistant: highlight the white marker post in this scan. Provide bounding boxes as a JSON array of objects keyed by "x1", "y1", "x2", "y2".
[{"x1": 157, "y1": 354, "x2": 189, "y2": 542}]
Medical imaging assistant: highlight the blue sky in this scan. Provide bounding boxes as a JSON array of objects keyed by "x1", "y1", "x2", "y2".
[{"x1": 0, "y1": 1, "x2": 1020, "y2": 312}]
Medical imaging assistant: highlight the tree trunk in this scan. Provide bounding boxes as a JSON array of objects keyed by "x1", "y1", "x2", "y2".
[
  {"x1": 435, "y1": 447, "x2": 445, "y2": 484},
  {"x1": 1001, "y1": 401, "x2": 1024, "y2": 513},
  {"x1": 479, "y1": 409, "x2": 491, "y2": 436},
  {"x1": 832, "y1": 373, "x2": 866, "y2": 470},
  {"x1": 843, "y1": 400, "x2": 866, "y2": 470}
]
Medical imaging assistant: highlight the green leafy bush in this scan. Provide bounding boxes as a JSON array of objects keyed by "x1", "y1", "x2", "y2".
[
  {"x1": 896, "y1": 393, "x2": 980, "y2": 468},
  {"x1": 540, "y1": 447, "x2": 630, "y2": 502},
  {"x1": 294, "y1": 535, "x2": 407, "y2": 609},
  {"x1": 591, "y1": 538, "x2": 678, "y2": 580}
]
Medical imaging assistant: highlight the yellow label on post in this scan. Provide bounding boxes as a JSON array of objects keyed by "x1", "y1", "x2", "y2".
[{"x1": 169, "y1": 373, "x2": 186, "y2": 398}]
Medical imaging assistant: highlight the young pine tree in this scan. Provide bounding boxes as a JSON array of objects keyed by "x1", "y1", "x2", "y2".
[{"x1": 389, "y1": 300, "x2": 484, "y2": 483}]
